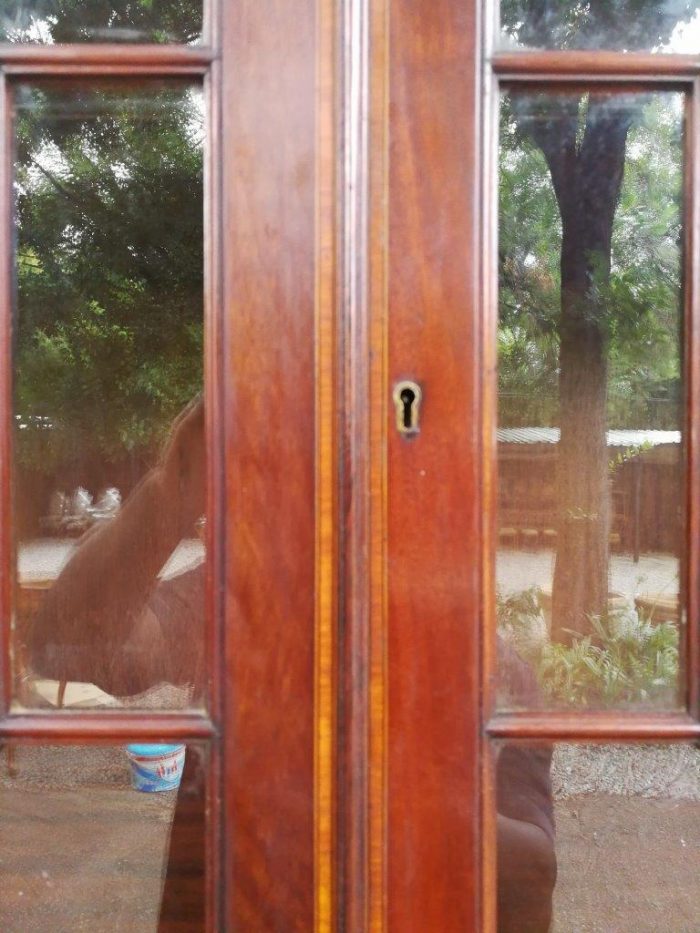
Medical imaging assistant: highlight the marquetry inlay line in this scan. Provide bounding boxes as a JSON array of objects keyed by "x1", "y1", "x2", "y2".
[{"x1": 314, "y1": 0, "x2": 338, "y2": 930}]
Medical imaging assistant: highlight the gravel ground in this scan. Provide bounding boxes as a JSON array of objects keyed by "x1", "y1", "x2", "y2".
[
  {"x1": 0, "y1": 745, "x2": 176, "y2": 932},
  {"x1": 553, "y1": 743, "x2": 700, "y2": 801}
]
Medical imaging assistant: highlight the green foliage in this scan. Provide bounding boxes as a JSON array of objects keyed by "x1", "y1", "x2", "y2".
[
  {"x1": 497, "y1": 591, "x2": 680, "y2": 708},
  {"x1": 496, "y1": 586, "x2": 549, "y2": 664},
  {"x1": 0, "y1": 1, "x2": 202, "y2": 44},
  {"x1": 500, "y1": 0, "x2": 699, "y2": 52},
  {"x1": 538, "y1": 611, "x2": 679, "y2": 708},
  {"x1": 14, "y1": 83, "x2": 203, "y2": 473},
  {"x1": 499, "y1": 91, "x2": 683, "y2": 430}
]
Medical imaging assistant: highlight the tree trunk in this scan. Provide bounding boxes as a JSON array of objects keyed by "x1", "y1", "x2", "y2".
[
  {"x1": 533, "y1": 94, "x2": 635, "y2": 641},
  {"x1": 550, "y1": 284, "x2": 610, "y2": 641}
]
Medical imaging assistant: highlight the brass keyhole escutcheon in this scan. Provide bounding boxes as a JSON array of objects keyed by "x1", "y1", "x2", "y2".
[{"x1": 392, "y1": 380, "x2": 422, "y2": 436}]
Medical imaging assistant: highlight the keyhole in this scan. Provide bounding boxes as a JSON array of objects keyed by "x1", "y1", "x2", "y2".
[
  {"x1": 392, "y1": 380, "x2": 422, "y2": 436},
  {"x1": 400, "y1": 387, "x2": 416, "y2": 429}
]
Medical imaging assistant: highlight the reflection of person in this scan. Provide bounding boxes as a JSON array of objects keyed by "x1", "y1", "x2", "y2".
[
  {"x1": 26, "y1": 398, "x2": 556, "y2": 931},
  {"x1": 26, "y1": 396, "x2": 206, "y2": 698},
  {"x1": 25, "y1": 396, "x2": 207, "y2": 932},
  {"x1": 497, "y1": 640, "x2": 557, "y2": 932}
]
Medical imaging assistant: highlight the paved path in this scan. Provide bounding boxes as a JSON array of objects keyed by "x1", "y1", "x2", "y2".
[
  {"x1": 17, "y1": 537, "x2": 204, "y2": 584},
  {"x1": 497, "y1": 548, "x2": 679, "y2": 601}
]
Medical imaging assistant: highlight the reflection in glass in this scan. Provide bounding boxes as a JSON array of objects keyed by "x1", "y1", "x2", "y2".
[
  {"x1": 0, "y1": 1, "x2": 202, "y2": 44},
  {"x1": 500, "y1": 1, "x2": 700, "y2": 53},
  {"x1": 12, "y1": 84, "x2": 205, "y2": 710},
  {"x1": 496, "y1": 91, "x2": 684, "y2": 710},
  {"x1": 0, "y1": 743, "x2": 206, "y2": 931},
  {"x1": 496, "y1": 742, "x2": 700, "y2": 933}
]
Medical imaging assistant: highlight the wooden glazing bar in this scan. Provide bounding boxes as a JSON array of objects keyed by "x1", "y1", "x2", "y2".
[
  {"x1": 0, "y1": 74, "x2": 10, "y2": 716},
  {"x1": 488, "y1": 711, "x2": 700, "y2": 740},
  {"x1": 0, "y1": 711, "x2": 216, "y2": 740},
  {"x1": 479, "y1": 62, "x2": 501, "y2": 933},
  {"x1": 687, "y1": 82, "x2": 700, "y2": 722},
  {"x1": 0, "y1": 43, "x2": 215, "y2": 67},
  {"x1": 203, "y1": 48, "x2": 224, "y2": 932},
  {"x1": 2, "y1": 64, "x2": 209, "y2": 76},
  {"x1": 492, "y1": 50, "x2": 700, "y2": 80},
  {"x1": 339, "y1": 0, "x2": 372, "y2": 927}
]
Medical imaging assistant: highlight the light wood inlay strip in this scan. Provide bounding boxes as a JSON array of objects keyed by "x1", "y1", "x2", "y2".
[{"x1": 314, "y1": 0, "x2": 338, "y2": 927}]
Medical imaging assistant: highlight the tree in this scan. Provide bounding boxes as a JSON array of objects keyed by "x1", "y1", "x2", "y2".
[
  {"x1": 500, "y1": 2, "x2": 693, "y2": 639},
  {"x1": 0, "y1": 0, "x2": 201, "y2": 44},
  {"x1": 14, "y1": 81, "x2": 203, "y2": 495}
]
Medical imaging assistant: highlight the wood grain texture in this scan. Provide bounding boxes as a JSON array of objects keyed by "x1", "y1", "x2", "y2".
[
  {"x1": 0, "y1": 44, "x2": 215, "y2": 66},
  {"x1": 368, "y1": 2, "x2": 389, "y2": 930},
  {"x1": 386, "y1": 0, "x2": 483, "y2": 929},
  {"x1": 339, "y1": 0, "x2": 374, "y2": 928},
  {"x1": 221, "y1": 0, "x2": 317, "y2": 929},
  {"x1": 488, "y1": 711, "x2": 700, "y2": 740},
  {"x1": 0, "y1": 713, "x2": 215, "y2": 740},
  {"x1": 314, "y1": 0, "x2": 338, "y2": 928},
  {"x1": 493, "y1": 50, "x2": 700, "y2": 79},
  {"x1": 480, "y1": 39, "x2": 501, "y2": 933}
]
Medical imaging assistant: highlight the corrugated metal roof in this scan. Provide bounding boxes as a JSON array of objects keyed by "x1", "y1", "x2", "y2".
[{"x1": 497, "y1": 427, "x2": 681, "y2": 447}]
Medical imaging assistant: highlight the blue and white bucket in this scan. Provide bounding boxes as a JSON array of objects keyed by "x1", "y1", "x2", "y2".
[{"x1": 126, "y1": 743, "x2": 186, "y2": 792}]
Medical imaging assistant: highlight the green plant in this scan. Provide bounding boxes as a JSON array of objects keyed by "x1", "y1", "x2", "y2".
[
  {"x1": 496, "y1": 587, "x2": 548, "y2": 664},
  {"x1": 537, "y1": 609, "x2": 679, "y2": 708}
]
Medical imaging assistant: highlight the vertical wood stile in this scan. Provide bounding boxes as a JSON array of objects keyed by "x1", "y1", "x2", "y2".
[
  {"x1": 386, "y1": 0, "x2": 483, "y2": 929},
  {"x1": 0, "y1": 73, "x2": 11, "y2": 717},
  {"x1": 203, "y1": 13, "x2": 225, "y2": 921},
  {"x1": 340, "y1": 0, "x2": 374, "y2": 926},
  {"x1": 481, "y1": 1, "x2": 500, "y2": 929},
  {"x1": 686, "y1": 82, "x2": 700, "y2": 722}
]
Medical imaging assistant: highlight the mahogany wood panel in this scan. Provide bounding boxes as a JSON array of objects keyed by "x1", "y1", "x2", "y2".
[
  {"x1": 0, "y1": 712, "x2": 215, "y2": 740},
  {"x1": 492, "y1": 50, "x2": 700, "y2": 79},
  {"x1": 0, "y1": 44, "x2": 215, "y2": 66},
  {"x1": 385, "y1": 0, "x2": 483, "y2": 930},
  {"x1": 488, "y1": 712, "x2": 700, "y2": 741},
  {"x1": 220, "y1": 1, "x2": 317, "y2": 929}
]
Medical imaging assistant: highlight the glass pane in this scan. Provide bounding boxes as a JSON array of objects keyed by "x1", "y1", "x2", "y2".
[
  {"x1": 0, "y1": 742, "x2": 206, "y2": 931},
  {"x1": 495, "y1": 741, "x2": 700, "y2": 933},
  {"x1": 500, "y1": 1, "x2": 700, "y2": 53},
  {"x1": 12, "y1": 83, "x2": 205, "y2": 711},
  {"x1": 496, "y1": 90, "x2": 684, "y2": 710},
  {"x1": 0, "y1": 2, "x2": 202, "y2": 44}
]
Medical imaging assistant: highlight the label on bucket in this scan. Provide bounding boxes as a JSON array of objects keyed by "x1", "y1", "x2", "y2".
[{"x1": 126, "y1": 743, "x2": 185, "y2": 793}]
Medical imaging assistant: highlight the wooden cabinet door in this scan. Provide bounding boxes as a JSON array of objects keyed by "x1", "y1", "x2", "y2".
[
  {"x1": 345, "y1": 2, "x2": 700, "y2": 932},
  {"x1": 4, "y1": 2, "x2": 700, "y2": 931}
]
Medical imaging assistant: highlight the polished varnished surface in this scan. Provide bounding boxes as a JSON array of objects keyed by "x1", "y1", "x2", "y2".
[{"x1": 386, "y1": 0, "x2": 483, "y2": 928}]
